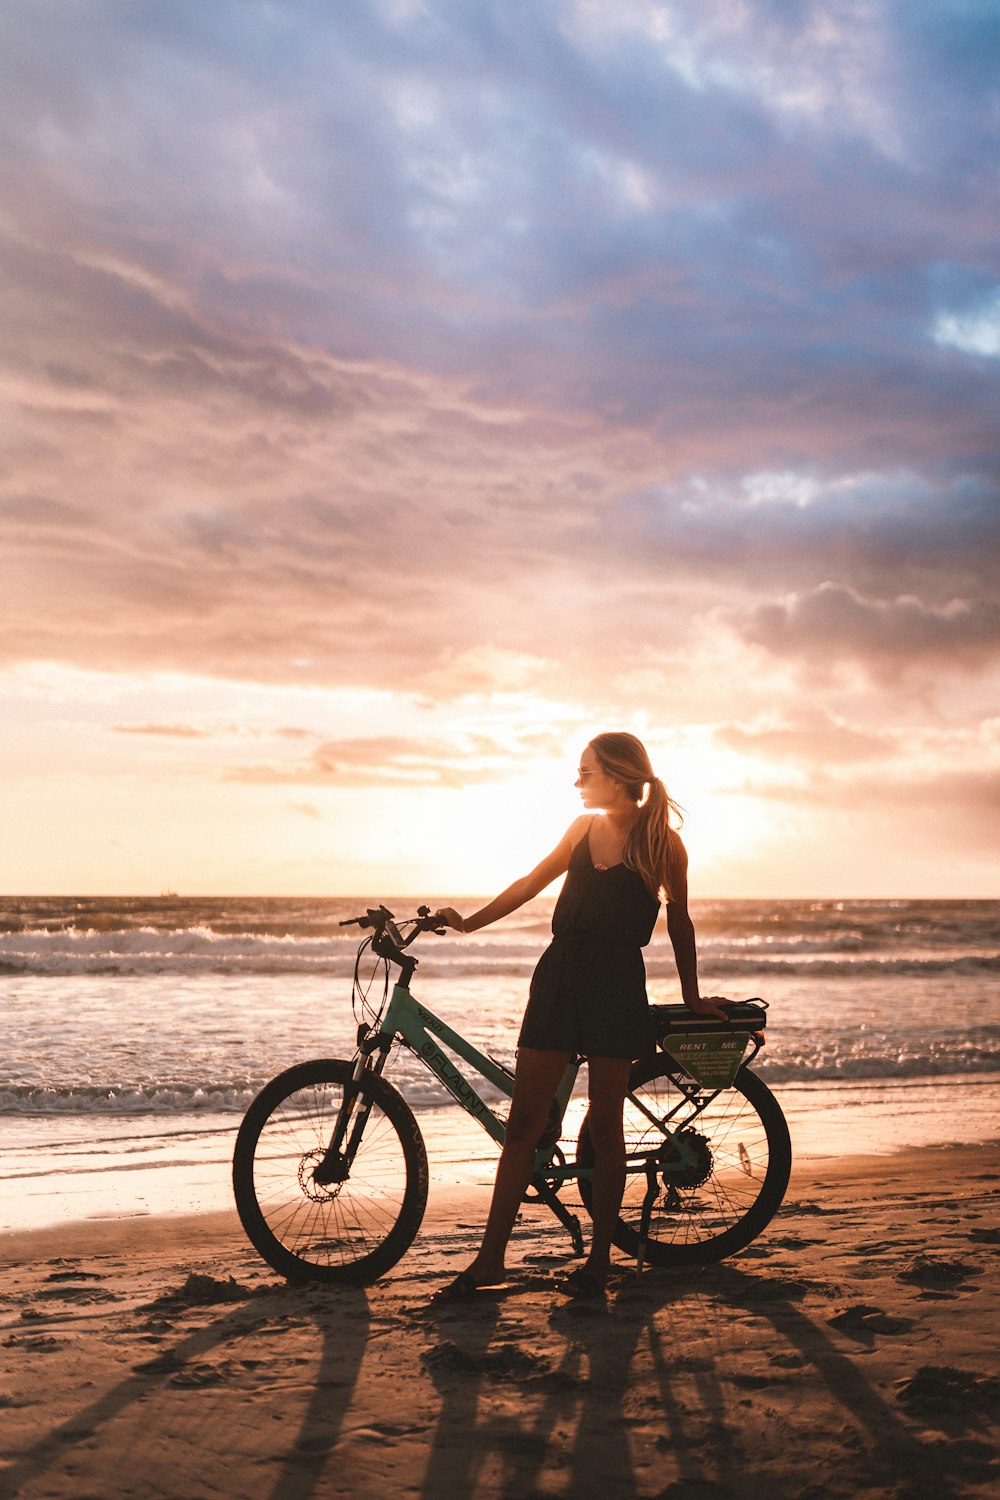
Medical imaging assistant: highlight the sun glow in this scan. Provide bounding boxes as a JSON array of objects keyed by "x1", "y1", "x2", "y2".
[
  {"x1": 411, "y1": 732, "x2": 776, "y2": 901},
  {"x1": 1, "y1": 661, "x2": 992, "y2": 899}
]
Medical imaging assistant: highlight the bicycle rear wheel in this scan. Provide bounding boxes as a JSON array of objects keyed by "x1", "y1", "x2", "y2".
[
  {"x1": 233, "y1": 1059, "x2": 428, "y2": 1284},
  {"x1": 577, "y1": 1058, "x2": 791, "y2": 1265}
]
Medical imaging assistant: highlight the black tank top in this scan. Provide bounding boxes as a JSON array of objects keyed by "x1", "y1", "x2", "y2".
[{"x1": 550, "y1": 827, "x2": 660, "y2": 948}]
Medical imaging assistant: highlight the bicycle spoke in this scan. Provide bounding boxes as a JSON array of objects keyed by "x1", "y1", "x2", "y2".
[
  {"x1": 577, "y1": 1058, "x2": 790, "y2": 1264},
  {"x1": 233, "y1": 1060, "x2": 428, "y2": 1283}
]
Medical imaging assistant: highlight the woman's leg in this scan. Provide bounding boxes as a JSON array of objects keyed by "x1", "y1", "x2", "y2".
[
  {"x1": 580, "y1": 1055, "x2": 632, "y2": 1285},
  {"x1": 461, "y1": 1046, "x2": 571, "y2": 1286}
]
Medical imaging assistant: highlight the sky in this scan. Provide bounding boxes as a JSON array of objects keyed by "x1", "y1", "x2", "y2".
[{"x1": 1, "y1": 0, "x2": 998, "y2": 898}]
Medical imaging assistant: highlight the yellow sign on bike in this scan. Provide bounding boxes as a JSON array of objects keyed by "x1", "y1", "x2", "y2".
[{"x1": 660, "y1": 1031, "x2": 752, "y2": 1088}]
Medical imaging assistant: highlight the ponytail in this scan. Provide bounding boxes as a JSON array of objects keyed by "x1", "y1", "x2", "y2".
[{"x1": 588, "y1": 732, "x2": 686, "y2": 901}]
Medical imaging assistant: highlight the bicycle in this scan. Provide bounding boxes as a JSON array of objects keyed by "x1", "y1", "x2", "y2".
[{"x1": 232, "y1": 904, "x2": 792, "y2": 1284}]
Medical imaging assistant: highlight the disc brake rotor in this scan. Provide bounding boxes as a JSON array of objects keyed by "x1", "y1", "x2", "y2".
[{"x1": 298, "y1": 1148, "x2": 341, "y2": 1203}]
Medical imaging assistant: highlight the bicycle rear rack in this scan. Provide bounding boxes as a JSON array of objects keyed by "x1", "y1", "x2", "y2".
[{"x1": 649, "y1": 999, "x2": 767, "y2": 1039}]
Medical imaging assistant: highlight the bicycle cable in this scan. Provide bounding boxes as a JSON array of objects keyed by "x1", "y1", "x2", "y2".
[{"x1": 351, "y1": 932, "x2": 390, "y2": 1030}]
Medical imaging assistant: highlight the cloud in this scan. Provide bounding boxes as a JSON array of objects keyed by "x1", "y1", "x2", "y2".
[
  {"x1": 287, "y1": 801, "x2": 322, "y2": 820},
  {"x1": 740, "y1": 760, "x2": 1000, "y2": 855},
  {"x1": 733, "y1": 583, "x2": 1000, "y2": 676},
  {"x1": 110, "y1": 720, "x2": 316, "y2": 740},
  {"x1": 227, "y1": 730, "x2": 542, "y2": 789},
  {"x1": 0, "y1": 2, "x2": 997, "y2": 894},
  {"x1": 2, "y1": 0, "x2": 997, "y2": 455},
  {"x1": 881, "y1": 765, "x2": 1000, "y2": 818},
  {"x1": 1, "y1": 233, "x2": 663, "y2": 686},
  {"x1": 619, "y1": 469, "x2": 1000, "y2": 592},
  {"x1": 934, "y1": 286, "x2": 1000, "y2": 358},
  {"x1": 112, "y1": 723, "x2": 213, "y2": 739},
  {"x1": 717, "y1": 708, "x2": 891, "y2": 764}
]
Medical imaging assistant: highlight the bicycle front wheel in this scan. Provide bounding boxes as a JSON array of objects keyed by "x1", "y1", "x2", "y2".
[
  {"x1": 233, "y1": 1059, "x2": 428, "y2": 1284},
  {"x1": 577, "y1": 1059, "x2": 791, "y2": 1265}
]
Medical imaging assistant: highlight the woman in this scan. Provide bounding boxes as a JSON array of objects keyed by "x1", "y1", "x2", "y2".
[{"x1": 434, "y1": 731, "x2": 726, "y2": 1301}]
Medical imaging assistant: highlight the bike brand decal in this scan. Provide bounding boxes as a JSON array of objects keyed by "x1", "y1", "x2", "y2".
[
  {"x1": 660, "y1": 1032, "x2": 751, "y2": 1089},
  {"x1": 418, "y1": 1039, "x2": 494, "y2": 1124}
]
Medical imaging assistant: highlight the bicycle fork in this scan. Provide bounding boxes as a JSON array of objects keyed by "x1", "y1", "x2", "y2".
[{"x1": 312, "y1": 1046, "x2": 382, "y2": 1187}]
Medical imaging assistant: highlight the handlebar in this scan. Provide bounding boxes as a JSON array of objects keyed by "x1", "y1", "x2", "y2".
[{"x1": 339, "y1": 904, "x2": 447, "y2": 971}]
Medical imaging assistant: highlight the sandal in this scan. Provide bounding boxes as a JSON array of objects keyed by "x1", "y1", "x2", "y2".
[
  {"x1": 430, "y1": 1270, "x2": 503, "y2": 1304},
  {"x1": 558, "y1": 1266, "x2": 607, "y2": 1300}
]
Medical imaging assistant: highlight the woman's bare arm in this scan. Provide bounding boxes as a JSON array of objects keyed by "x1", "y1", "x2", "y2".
[
  {"x1": 437, "y1": 817, "x2": 589, "y2": 934},
  {"x1": 665, "y1": 842, "x2": 728, "y2": 1019}
]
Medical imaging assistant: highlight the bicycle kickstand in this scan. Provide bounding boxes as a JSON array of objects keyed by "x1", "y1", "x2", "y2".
[{"x1": 635, "y1": 1158, "x2": 660, "y2": 1276}]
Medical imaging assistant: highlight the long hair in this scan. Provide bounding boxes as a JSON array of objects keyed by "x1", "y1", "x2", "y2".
[{"x1": 588, "y1": 731, "x2": 686, "y2": 901}]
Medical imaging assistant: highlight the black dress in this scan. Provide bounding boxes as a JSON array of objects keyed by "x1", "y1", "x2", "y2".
[{"x1": 518, "y1": 826, "x2": 660, "y2": 1060}]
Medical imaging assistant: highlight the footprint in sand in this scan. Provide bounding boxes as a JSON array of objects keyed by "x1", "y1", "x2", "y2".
[
  {"x1": 896, "y1": 1365, "x2": 1000, "y2": 1421},
  {"x1": 827, "y1": 1304, "x2": 914, "y2": 1337},
  {"x1": 422, "y1": 1340, "x2": 552, "y2": 1383},
  {"x1": 166, "y1": 1356, "x2": 264, "y2": 1388},
  {"x1": 2, "y1": 1334, "x2": 64, "y2": 1352},
  {"x1": 142, "y1": 1273, "x2": 254, "y2": 1312},
  {"x1": 35, "y1": 1284, "x2": 122, "y2": 1303},
  {"x1": 169, "y1": 1362, "x2": 228, "y2": 1388},
  {"x1": 896, "y1": 1256, "x2": 982, "y2": 1290},
  {"x1": 769, "y1": 1353, "x2": 807, "y2": 1369},
  {"x1": 736, "y1": 1274, "x2": 826, "y2": 1303}
]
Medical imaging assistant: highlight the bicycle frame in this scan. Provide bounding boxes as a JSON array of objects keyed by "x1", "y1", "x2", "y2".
[
  {"x1": 235, "y1": 905, "x2": 787, "y2": 1280},
  {"x1": 324, "y1": 972, "x2": 586, "y2": 1251},
  {"x1": 357, "y1": 973, "x2": 764, "y2": 1185},
  {"x1": 316, "y1": 909, "x2": 772, "y2": 1255},
  {"x1": 362, "y1": 976, "x2": 582, "y2": 1163}
]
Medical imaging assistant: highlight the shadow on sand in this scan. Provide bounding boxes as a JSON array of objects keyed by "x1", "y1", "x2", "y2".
[
  {"x1": 413, "y1": 1262, "x2": 993, "y2": 1500},
  {"x1": 1, "y1": 1279, "x2": 370, "y2": 1500},
  {"x1": 4, "y1": 1260, "x2": 995, "y2": 1499}
]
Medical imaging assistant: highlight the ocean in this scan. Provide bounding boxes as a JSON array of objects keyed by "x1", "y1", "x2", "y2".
[{"x1": 2, "y1": 896, "x2": 998, "y2": 1230}]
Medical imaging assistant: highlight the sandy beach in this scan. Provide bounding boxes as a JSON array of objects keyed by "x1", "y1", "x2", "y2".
[{"x1": 2, "y1": 1137, "x2": 998, "y2": 1500}]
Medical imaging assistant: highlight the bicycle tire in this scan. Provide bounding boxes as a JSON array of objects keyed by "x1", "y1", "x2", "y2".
[
  {"x1": 576, "y1": 1057, "x2": 791, "y2": 1265},
  {"x1": 233, "y1": 1058, "x2": 428, "y2": 1284}
]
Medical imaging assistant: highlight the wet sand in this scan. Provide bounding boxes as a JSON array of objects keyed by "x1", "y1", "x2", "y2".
[{"x1": 2, "y1": 1140, "x2": 999, "y2": 1499}]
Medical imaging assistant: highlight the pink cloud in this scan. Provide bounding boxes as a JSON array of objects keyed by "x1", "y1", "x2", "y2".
[{"x1": 735, "y1": 583, "x2": 1000, "y2": 676}]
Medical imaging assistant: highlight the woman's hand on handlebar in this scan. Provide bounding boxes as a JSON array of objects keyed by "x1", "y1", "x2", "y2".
[{"x1": 434, "y1": 907, "x2": 466, "y2": 933}]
